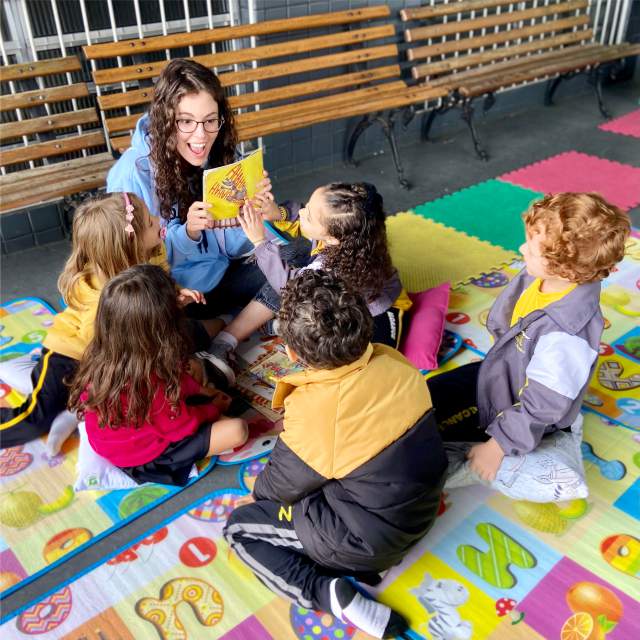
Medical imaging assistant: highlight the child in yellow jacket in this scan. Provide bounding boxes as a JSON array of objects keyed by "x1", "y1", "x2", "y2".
[{"x1": 225, "y1": 270, "x2": 447, "y2": 639}]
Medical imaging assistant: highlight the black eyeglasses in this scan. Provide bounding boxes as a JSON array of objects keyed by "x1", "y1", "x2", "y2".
[{"x1": 175, "y1": 117, "x2": 225, "y2": 133}]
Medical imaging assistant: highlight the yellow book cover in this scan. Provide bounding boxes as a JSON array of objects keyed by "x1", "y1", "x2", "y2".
[{"x1": 202, "y1": 147, "x2": 264, "y2": 220}]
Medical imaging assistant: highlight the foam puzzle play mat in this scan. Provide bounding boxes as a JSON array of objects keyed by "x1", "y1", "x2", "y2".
[{"x1": 1, "y1": 149, "x2": 639, "y2": 638}]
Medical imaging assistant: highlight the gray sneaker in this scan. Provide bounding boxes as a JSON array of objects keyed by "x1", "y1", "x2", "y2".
[
  {"x1": 195, "y1": 341, "x2": 236, "y2": 388},
  {"x1": 259, "y1": 318, "x2": 280, "y2": 337}
]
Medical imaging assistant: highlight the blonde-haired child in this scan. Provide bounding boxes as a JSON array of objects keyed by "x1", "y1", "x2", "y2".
[{"x1": 0, "y1": 192, "x2": 183, "y2": 450}]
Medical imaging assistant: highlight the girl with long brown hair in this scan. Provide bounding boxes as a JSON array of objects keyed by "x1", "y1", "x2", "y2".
[
  {"x1": 68, "y1": 264, "x2": 248, "y2": 486},
  {"x1": 106, "y1": 58, "x2": 289, "y2": 320},
  {"x1": 0, "y1": 192, "x2": 167, "y2": 450}
]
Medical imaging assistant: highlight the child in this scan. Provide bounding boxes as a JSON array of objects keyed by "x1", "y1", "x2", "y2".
[
  {"x1": 0, "y1": 192, "x2": 178, "y2": 450},
  {"x1": 224, "y1": 270, "x2": 447, "y2": 639},
  {"x1": 199, "y1": 182, "x2": 411, "y2": 384},
  {"x1": 68, "y1": 264, "x2": 248, "y2": 486},
  {"x1": 429, "y1": 192, "x2": 630, "y2": 498}
]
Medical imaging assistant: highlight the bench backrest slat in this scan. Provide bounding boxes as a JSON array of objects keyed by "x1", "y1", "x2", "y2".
[
  {"x1": 406, "y1": 0, "x2": 589, "y2": 42},
  {"x1": 0, "y1": 108, "x2": 98, "y2": 140},
  {"x1": 402, "y1": 0, "x2": 528, "y2": 21},
  {"x1": 1, "y1": 131, "x2": 106, "y2": 166},
  {"x1": 83, "y1": 6, "x2": 390, "y2": 59},
  {"x1": 1, "y1": 56, "x2": 82, "y2": 82},
  {"x1": 0, "y1": 84, "x2": 90, "y2": 112}
]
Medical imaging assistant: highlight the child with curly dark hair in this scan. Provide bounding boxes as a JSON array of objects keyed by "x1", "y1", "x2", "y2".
[
  {"x1": 68, "y1": 264, "x2": 248, "y2": 486},
  {"x1": 430, "y1": 192, "x2": 630, "y2": 500},
  {"x1": 198, "y1": 181, "x2": 411, "y2": 385},
  {"x1": 224, "y1": 270, "x2": 446, "y2": 639}
]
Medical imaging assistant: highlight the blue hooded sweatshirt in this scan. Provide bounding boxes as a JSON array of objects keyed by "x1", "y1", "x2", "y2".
[{"x1": 106, "y1": 114, "x2": 254, "y2": 292}]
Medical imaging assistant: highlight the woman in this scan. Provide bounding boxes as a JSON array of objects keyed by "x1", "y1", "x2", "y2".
[{"x1": 107, "y1": 58, "x2": 288, "y2": 318}]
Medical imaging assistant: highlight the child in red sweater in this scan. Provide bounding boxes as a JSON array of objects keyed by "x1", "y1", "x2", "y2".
[{"x1": 69, "y1": 264, "x2": 248, "y2": 485}]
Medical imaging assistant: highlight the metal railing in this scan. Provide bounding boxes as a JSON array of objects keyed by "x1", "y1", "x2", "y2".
[{"x1": 0, "y1": 0, "x2": 239, "y2": 173}]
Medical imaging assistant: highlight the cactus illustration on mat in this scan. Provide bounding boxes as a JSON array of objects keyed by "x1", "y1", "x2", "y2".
[{"x1": 456, "y1": 523, "x2": 536, "y2": 588}]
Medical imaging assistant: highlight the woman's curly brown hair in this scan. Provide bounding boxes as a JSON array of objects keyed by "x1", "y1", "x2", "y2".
[
  {"x1": 68, "y1": 264, "x2": 192, "y2": 429},
  {"x1": 319, "y1": 182, "x2": 394, "y2": 300},
  {"x1": 523, "y1": 192, "x2": 630, "y2": 284},
  {"x1": 148, "y1": 58, "x2": 237, "y2": 222}
]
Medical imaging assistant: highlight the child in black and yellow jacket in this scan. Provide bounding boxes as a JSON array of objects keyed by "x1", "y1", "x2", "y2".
[{"x1": 224, "y1": 270, "x2": 447, "y2": 639}]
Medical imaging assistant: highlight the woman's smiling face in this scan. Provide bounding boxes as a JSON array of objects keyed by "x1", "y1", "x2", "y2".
[{"x1": 174, "y1": 91, "x2": 220, "y2": 166}]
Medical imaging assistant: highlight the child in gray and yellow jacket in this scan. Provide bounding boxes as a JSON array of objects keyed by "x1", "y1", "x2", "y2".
[{"x1": 429, "y1": 192, "x2": 630, "y2": 501}]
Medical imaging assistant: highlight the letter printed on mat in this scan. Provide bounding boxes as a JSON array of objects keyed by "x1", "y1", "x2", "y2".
[
  {"x1": 457, "y1": 523, "x2": 536, "y2": 588},
  {"x1": 432, "y1": 506, "x2": 560, "y2": 602},
  {"x1": 136, "y1": 577, "x2": 223, "y2": 640}
]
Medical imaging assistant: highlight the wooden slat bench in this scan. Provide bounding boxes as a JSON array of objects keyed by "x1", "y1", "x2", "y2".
[
  {"x1": 0, "y1": 56, "x2": 114, "y2": 214},
  {"x1": 401, "y1": 0, "x2": 640, "y2": 159},
  {"x1": 83, "y1": 6, "x2": 448, "y2": 188}
]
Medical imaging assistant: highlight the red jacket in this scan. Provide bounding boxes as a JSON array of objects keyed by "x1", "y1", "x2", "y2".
[{"x1": 84, "y1": 372, "x2": 219, "y2": 467}]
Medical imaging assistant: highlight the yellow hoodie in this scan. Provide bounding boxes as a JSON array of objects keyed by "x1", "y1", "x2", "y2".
[
  {"x1": 43, "y1": 248, "x2": 168, "y2": 361},
  {"x1": 272, "y1": 343, "x2": 432, "y2": 479}
]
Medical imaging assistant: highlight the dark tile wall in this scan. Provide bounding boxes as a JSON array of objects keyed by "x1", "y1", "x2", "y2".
[{"x1": 1, "y1": 203, "x2": 65, "y2": 254}]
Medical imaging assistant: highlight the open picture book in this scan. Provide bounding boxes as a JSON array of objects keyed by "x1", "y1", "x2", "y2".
[
  {"x1": 236, "y1": 346, "x2": 306, "y2": 421},
  {"x1": 203, "y1": 147, "x2": 264, "y2": 220}
]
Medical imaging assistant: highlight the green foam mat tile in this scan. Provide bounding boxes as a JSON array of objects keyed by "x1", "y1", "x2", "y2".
[{"x1": 413, "y1": 180, "x2": 544, "y2": 252}]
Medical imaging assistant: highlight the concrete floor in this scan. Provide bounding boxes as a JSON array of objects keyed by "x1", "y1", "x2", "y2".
[{"x1": 1, "y1": 76, "x2": 639, "y2": 617}]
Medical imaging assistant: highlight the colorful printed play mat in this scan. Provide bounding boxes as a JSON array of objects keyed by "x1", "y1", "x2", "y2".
[
  {"x1": 1, "y1": 403, "x2": 638, "y2": 639},
  {"x1": 0, "y1": 298, "x2": 282, "y2": 600},
  {"x1": 2, "y1": 233, "x2": 639, "y2": 638}
]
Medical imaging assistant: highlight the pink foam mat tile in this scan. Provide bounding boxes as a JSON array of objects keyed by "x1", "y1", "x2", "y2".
[
  {"x1": 599, "y1": 108, "x2": 640, "y2": 139},
  {"x1": 498, "y1": 151, "x2": 640, "y2": 211}
]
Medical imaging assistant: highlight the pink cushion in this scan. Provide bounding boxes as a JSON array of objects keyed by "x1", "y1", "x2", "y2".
[{"x1": 400, "y1": 282, "x2": 450, "y2": 370}]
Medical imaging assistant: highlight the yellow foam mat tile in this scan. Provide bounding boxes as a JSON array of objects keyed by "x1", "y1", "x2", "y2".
[{"x1": 387, "y1": 212, "x2": 518, "y2": 292}]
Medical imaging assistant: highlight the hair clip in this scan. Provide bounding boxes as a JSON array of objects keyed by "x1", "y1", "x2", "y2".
[{"x1": 123, "y1": 192, "x2": 135, "y2": 236}]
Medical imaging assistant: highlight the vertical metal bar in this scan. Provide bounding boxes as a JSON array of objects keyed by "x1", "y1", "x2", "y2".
[
  {"x1": 247, "y1": 0, "x2": 261, "y2": 151},
  {"x1": 158, "y1": 0, "x2": 170, "y2": 60},
  {"x1": 600, "y1": 0, "x2": 613, "y2": 44},
  {"x1": 50, "y1": 0, "x2": 86, "y2": 154},
  {"x1": 228, "y1": 0, "x2": 245, "y2": 156},
  {"x1": 183, "y1": 0, "x2": 194, "y2": 58},
  {"x1": 206, "y1": 0, "x2": 217, "y2": 57},
  {"x1": 133, "y1": 0, "x2": 144, "y2": 39},
  {"x1": 106, "y1": 0, "x2": 130, "y2": 121},
  {"x1": 609, "y1": 0, "x2": 623, "y2": 45},
  {"x1": 592, "y1": 0, "x2": 603, "y2": 42},
  {"x1": 79, "y1": 0, "x2": 110, "y2": 154},
  {"x1": 615, "y1": 0, "x2": 632, "y2": 44}
]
